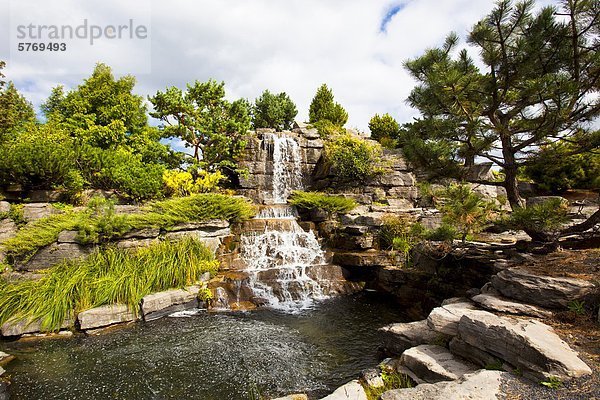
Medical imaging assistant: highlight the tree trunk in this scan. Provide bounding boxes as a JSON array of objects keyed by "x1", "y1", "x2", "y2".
[{"x1": 500, "y1": 135, "x2": 525, "y2": 209}]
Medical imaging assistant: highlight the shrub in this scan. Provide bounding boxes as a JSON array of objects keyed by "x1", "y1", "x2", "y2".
[
  {"x1": 252, "y1": 90, "x2": 297, "y2": 131},
  {"x1": 505, "y1": 198, "x2": 569, "y2": 239},
  {"x1": 369, "y1": 113, "x2": 400, "y2": 142},
  {"x1": 325, "y1": 134, "x2": 383, "y2": 182},
  {"x1": 308, "y1": 84, "x2": 348, "y2": 126},
  {"x1": 75, "y1": 197, "x2": 131, "y2": 244},
  {"x1": 0, "y1": 237, "x2": 218, "y2": 332},
  {"x1": 379, "y1": 214, "x2": 415, "y2": 249},
  {"x1": 425, "y1": 223, "x2": 458, "y2": 242},
  {"x1": 288, "y1": 191, "x2": 357, "y2": 215},
  {"x1": 312, "y1": 119, "x2": 346, "y2": 138},
  {"x1": 163, "y1": 169, "x2": 225, "y2": 197}
]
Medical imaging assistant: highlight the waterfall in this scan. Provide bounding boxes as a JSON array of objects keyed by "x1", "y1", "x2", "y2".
[
  {"x1": 266, "y1": 133, "x2": 303, "y2": 204},
  {"x1": 240, "y1": 133, "x2": 327, "y2": 311}
]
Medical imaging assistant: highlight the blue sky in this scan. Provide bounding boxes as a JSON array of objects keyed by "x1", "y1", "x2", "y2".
[{"x1": 1, "y1": 0, "x2": 558, "y2": 132}]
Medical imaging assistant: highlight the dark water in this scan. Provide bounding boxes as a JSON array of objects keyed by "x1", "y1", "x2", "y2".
[{"x1": 2, "y1": 293, "x2": 406, "y2": 400}]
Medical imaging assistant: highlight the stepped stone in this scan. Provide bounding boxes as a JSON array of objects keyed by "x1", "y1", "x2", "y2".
[
  {"x1": 380, "y1": 320, "x2": 442, "y2": 355},
  {"x1": 320, "y1": 380, "x2": 367, "y2": 400},
  {"x1": 400, "y1": 345, "x2": 477, "y2": 383},
  {"x1": 20, "y1": 243, "x2": 94, "y2": 271},
  {"x1": 78, "y1": 304, "x2": 137, "y2": 331},
  {"x1": 333, "y1": 251, "x2": 393, "y2": 268},
  {"x1": 340, "y1": 213, "x2": 385, "y2": 227},
  {"x1": 0, "y1": 219, "x2": 17, "y2": 243},
  {"x1": 22, "y1": 203, "x2": 60, "y2": 222},
  {"x1": 458, "y1": 310, "x2": 592, "y2": 381},
  {"x1": 1, "y1": 317, "x2": 72, "y2": 336},
  {"x1": 448, "y1": 337, "x2": 500, "y2": 368},
  {"x1": 472, "y1": 293, "x2": 552, "y2": 318},
  {"x1": 427, "y1": 301, "x2": 478, "y2": 336},
  {"x1": 491, "y1": 268, "x2": 596, "y2": 309},
  {"x1": 380, "y1": 370, "x2": 506, "y2": 400},
  {"x1": 141, "y1": 286, "x2": 200, "y2": 321}
]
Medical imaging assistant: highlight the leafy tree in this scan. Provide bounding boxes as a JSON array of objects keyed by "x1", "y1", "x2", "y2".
[
  {"x1": 149, "y1": 79, "x2": 251, "y2": 173},
  {"x1": 252, "y1": 90, "x2": 297, "y2": 131},
  {"x1": 0, "y1": 82, "x2": 36, "y2": 138},
  {"x1": 308, "y1": 84, "x2": 348, "y2": 126},
  {"x1": 402, "y1": 0, "x2": 600, "y2": 238},
  {"x1": 369, "y1": 113, "x2": 400, "y2": 141}
]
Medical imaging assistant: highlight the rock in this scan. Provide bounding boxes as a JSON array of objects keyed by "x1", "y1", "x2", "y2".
[
  {"x1": 343, "y1": 225, "x2": 369, "y2": 235},
  {"x1": 458, "y1": 310, "x2": 592, "y2": 380},
  {"x1": 380, "y1": 370, "x2": 506, "y2": 400},
  {"x1": 340, "y1": 212, "x2": 385, "y2": 227},
  {"x1": 57, "y1": 230, "x2": 80, "y2": 243},
  {"x1": 333, "y1": 251, "x2": 394, "y2": 268},
  {"x1": 121, "y1": 228, "x2": 160, "y2": 239},
  {"x1": 380, "y1": 320, "x2": 443, "y2": 355},
  {"x1": 272, "y1": 395, "x2": 309, "y2": 400},
  {"x1": 20, "y1": 243, "x2": 94, "y2": 271},
  {"x1": 320, "y1": 380, "x2": 367, "y2": 400},
  {"x1": 0, "y1": 219, "x2": 17, "y2": 244},
  {"x1": 448, "y1": 337, "x2": 500, "y2": 368},
  {"x1": 427, "y1": 301, "x2": 478, "y2": 336},
  {"x1": 113, "y1": 205, "x2": 143, "y2": 214},
  {"x1": 0, "y1": 352, "x2": 15, "y2": 367},
  {"x1": 491, "y1": 268, "x2": 596, "y2": 309},
  {"x1": 78, "y1": 304, "x2": 137, "y2": 331},
  {"x1": 22, "y1": 203, "x2": 61, "y2": 222},
  {"x1": 400, "y1": 345, "x2": 477, "y2": 383},
  {"x1": 141, "y1": 286, "x2": 200, "y2": 321},
  {"x1": 115, "y1": 238, "x2": 158, "y2": 249},
  {"x1": 526, "y1": 196, "x2": 567, "y2": 207},
  {"x1": 0, "y1": 366, "x2": 4, "y2": 377},
  {"x1": 360, "y1": 368, "x2": 385, "y2": 388},
  {"x1": 472, "y1": 293, "x2": 553, "y2": 318},
  {"x1": 0, "y1": 201, "x2": 10, "y2": 214},
  {"x1": 377, "y1": 172, "x2": 416, "y2": 187},
  {"x1": 1, "y1": 317, "x2": 72, "y2": 336}
]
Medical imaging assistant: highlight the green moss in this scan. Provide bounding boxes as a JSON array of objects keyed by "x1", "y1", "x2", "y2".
[
  {"x1": 0, "y1": 237, "x2": 218, "y2": 332},
  {"x1": 288, "y1": 191, "x2": 356, "y2": 214}
]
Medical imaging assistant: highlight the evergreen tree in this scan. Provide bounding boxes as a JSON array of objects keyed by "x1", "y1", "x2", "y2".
[
  {"x1": 308, "y1": 84, "x2": 348, "y2": 126},
  {"x1": 369, "y1": 113, "x2": 400, "y2": 141},
  {"x1": 0, "y1": 82, "x2": 36, "y2": 138},
  {"x1": 252, "y1": 90, "x2": 297, "y2": 131}
]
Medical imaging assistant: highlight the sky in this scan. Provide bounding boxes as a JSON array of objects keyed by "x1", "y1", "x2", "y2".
[{"x1": 1, "y1": 0, "x2": 558, "y2": 132}]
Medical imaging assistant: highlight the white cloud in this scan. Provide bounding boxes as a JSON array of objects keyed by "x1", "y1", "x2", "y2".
[{"x1": 0, "y1": 0, "x2": 564, "y2": 130}]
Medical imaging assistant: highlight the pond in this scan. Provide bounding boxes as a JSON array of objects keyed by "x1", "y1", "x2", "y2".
[{"x1": 2, "y1": 292, "x2": 406, "y2": 400}]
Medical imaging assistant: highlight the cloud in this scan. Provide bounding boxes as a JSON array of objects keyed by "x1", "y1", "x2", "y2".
[{"x1": 0, "y1": 0, "x2": 565, "y2": 131}]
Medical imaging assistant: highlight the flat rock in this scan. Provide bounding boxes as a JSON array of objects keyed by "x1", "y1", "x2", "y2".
[
  {"x1": 491, "y1": 268, "x2": 596, "y2": 309},
  {"x1": 121, "y1": 228, "x2": 160, "y2": 239},
  {"x1": 401, "y1": 345, "x2": 477, "y2": 383},
  {"x1": 1, "y1": 317, "x2": 72, "y2": 336},
  {"x1": 333, "y1": 251, "x2": 393, "y2": 268},
  {"x1": 427, "y1": 301, "x2": 478, "y2": 336},
  {"x1": 78, "y1": 304, "x2": 137, "y2": 331},
  {"x1": 22, "y1": 203, "x2": 60, "y2": 222},
  {"x1": 448, "y1": 337, "x2": 500, "y2": 368},
  {"x1": 141, "y1": 286, "x2": 200, "y2": 321},
  {"x1": 0, "y1": 219, "x2": 17, "y2": 244},
  {"x1": 320, "y1": 380, "x2": 367, "y2": 400},
  {"x1": 20, "y1": 243, "x2": 94, "y2": 271},
  {"x1": 380, "y1": 370, "x2": 506, "y2": 400},
  {"x1": 169, "y1": 220, "x2": 230, "y2": 231},
  {"x1": 472, "y1": 293, "x2": 552, "y2": 318},
  {"x1": 458, "y1": 310, "x2": 592, "y2": 381},
  {"x1": 57, "y1": 230, "x2": 79, "y2": 243},
  {"x1": 340, "y1": 213, "x2": 385, "y2": 227},
  {"x1": 380, "y1": 320, "x2": 443, "y2": 355}
]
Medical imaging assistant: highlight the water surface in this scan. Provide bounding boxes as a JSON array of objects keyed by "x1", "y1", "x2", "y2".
[{"x1": 3, "y1": 293, "x2": 406, "y2": 400}]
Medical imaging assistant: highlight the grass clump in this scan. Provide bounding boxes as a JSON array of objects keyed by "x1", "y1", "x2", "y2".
[
  {"x1": 0, "y1": 237, "x2": 218, "y2": 332},
  {"x1": 363, "y1": 370, "x2": 413, "y2": 400},
  {"x1": 288, "y1": 190, "x2": 356, "y2": 215}
]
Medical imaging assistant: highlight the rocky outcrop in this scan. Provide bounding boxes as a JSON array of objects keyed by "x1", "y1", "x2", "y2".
[
  {"x1": 491, "y1": 268, "x2": 596, "y2": 309},
  {"x1": 471, "y1": 293, "x2": 552, "y2": 318},
  {"x1": 458, "y1": 310, "x2": 592, "y2": 380},
  {"x1": 380, "y1": 320, "x2": 443, "y2": 355},
  {"x1": 19, "y1": 242, "x2": 94, "y2": 271},
  {"x1": 400, "y1": 345, "x2": 477, "y2": 383},
  {"x1": 77, "y1": 304, "x2": 137, "y2": 331},
  {"x1": 380, "y1": 370, "x2": 506, "y2": 400},
  {"x1": 141, "y1": 286, "x2": 200, "y2": 321},
  {"x1": 333, "y1": 251, "x2": 395, "y2": 268},
  {"x1": 426, "y1": 301, "x2": 478, "y2": 336},
  {"x1": 320, "y1": 380, "x2": 367, "y2": 400}
]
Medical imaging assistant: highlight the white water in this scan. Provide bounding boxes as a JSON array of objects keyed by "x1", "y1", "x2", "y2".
[
  {"x1": 241, "y1": 133, "x2": 326, "y2": 311},
  {"x1": 266, "y1": 133, "x2": 304, "y2": 204}
]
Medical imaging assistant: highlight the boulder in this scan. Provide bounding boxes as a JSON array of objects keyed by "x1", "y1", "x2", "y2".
[
  {"x1": 20, "y1": 243, "x2": 94, "y2": 271},
  {"x1": 458, "y1": 310, "x2": 592, "y2": 380},
  {"x1": 380, "y1": 320, "x2": 443, "y2": 355},
  {"x1": 320, "y1": 380, "x2": 367, "y2": 400},
  {"x1": 141, "y1": 286, "x2": 200, "y2": 321},
  {"x1": 78, "y1": 304, "x2": 137, "y2": 331},
  {"x1": 448, "y1": 337, "x2": 500, "y2": 369},
  {"x1": 526, "y1": 196, "x2": 567, "y2": 207},
  {"x1": 333, "y1": 251, "x2": 394, "y2": 268},
  {"x1": 400, "y1": 345, "x2": 477, "y2": 383},
  {"x1": 380, "y1": 370, "x2": 506, "y2": 400},
  {"x1": 471, "y1": 293, "x2": 552, "y2": 318},
  {"x1": 360, "y1": 368, "x2": 385, "y2": 388},
  {"x1": 491, "y1": 268, "x2": 596, "y2": 309},
  {"x1": 340, "y1": 213, "x2": 385, "y2": 227},
  {"x1": 427, "y1": 301, "x2": 478, "y2": 336},
  {"x1": 0, "y1": 201, "x2": 10, "y2": 214}
]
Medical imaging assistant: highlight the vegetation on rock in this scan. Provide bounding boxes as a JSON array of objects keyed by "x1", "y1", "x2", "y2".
[
  {"x1": 369, "y1": 113, "x2": 400, "y2": 145},
  {"x1": 252, "y1": 90, "x2": 298, "y2": 131},
  {"x1": 324, "y1": 134, "x2": 382, "y2": 182},
  {"x1": 288, "y1": 191, "x2": 357, "y2": 215},
  {"x1": 308, "y1": 84, "x2": 348, "y2": 127}
]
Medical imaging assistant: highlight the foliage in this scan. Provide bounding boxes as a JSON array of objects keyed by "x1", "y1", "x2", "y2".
[
  {"x1": 308, "y1": 84, "x2": 348, "y2": 126},
  {"x1": 288, "y1": 191, "x2": 357, "y2": 215},
  {"x1": 363, "y1": 370, "x2": 413, "y2": 400},
  {"x1": 252, "y1": 90, "x2": 297, "y2": 131},
  {"x1": 540, "y1": 376, "x2": 563, "y2": 389},
  {"x1": 524, "y1": 140, "x2": 600, "y2": 193},
  {"x1": 149, "y1": 79, "x2": 251, "y2": 173},
  {"x1": 162, "y1": 169, "x2": 225, "y2": 197},
  {"x1": 0, "y1": 82, "x2": 36, "y2": 139},
  {"x1": 324, "y1": 134, "x2": 382, "y2": 182},
  {"x1": 402, "y1": 0, "x2": 600, "y2": 209},
  {"x1": 436, "y1": 183, "x2": 497, "y2": 243},
  {"x1": 312, "y1": 119, "x2": 346, "y2": 138},
  {"x1": 505, "y1": 198, "x2": 569, "y2": 240},
  {"x1": 0, "y1": 124, "x2": 82, "y2": 192},
  {"x1": 1, "y1": 194, "x2": 255, "y2": 262},
  {"x1": 369, "y1": 113, "x2": 400, "y2": 142},
  {"x1": 0, "y1": 237, "x2": 218, "y2": 332},
  {"x1": 425, "y1": 224, "x2": 458, "y2": 242},
  {"x1": 379, "y1": 214, "x2": 415, "y2": 249},
  {"x1": 568, "y1": 300, "x2": 586, "y2": 316}
]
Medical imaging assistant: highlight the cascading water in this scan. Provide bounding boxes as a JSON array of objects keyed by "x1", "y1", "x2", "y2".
[{"x1": 241, "y1": 133, "x2": 327, "y2": 310}]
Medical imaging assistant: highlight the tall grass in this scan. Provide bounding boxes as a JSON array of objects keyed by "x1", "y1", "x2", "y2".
[
  {"x1": 2, "y1": 194, "x2": 255, "y2": 262},
  {"x1": 0, "y1": 237, "x2": 218, "y2": 332},
  {"x1": 288, "y1": 190, "x2": 357, "y2": 214}
]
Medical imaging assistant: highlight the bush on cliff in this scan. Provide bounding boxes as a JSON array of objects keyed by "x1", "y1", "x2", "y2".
[
  {"x1": 324, "y1": 134, "x2": 382, "y2": 182},
  {"x1": 288, "y1": 191, "x2": 357, "y2": 215}
]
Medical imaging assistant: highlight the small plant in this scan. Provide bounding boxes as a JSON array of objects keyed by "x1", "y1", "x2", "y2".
[
  {"x1": 324, "y1": 134, "x2": 383, "y2": 182},
  {"x1": 8, "y1": 204, "x2": 25, "y2": 226},
  {"x1": 540, "y1": 376, "x2": 562, "y2": 389},
  {"x1": 506, "y1": 198, "x2": 569, "y2": 241},
  {"x1": 198, "y1": 287, "x2": 213, "y2": 303},
  {"x1": 363, "y1": 369, "x2": 413, "y2": 400},
  {"x1": 379, "y1": 214, "x2": 415, "y2": 249},
  {"x1": 288, "y1": 191, "x2": 357, "y2": 215},
  {"x1": 485, "y1": 359, "x2": 504, "y2": 371},
  {"x1": 425, "y1": 223, "x2": 458, "y2": 242},
  {"x1": 568, "y1": 300, "x2": 586, "y2": 315}
]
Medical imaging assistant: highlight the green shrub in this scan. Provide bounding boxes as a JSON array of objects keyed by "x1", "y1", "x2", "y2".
[
  {"x1": 369, "y1": 113, "x2": 399, "y2": 142},
  {"x1": 288, "y1": 191, "x2": 356, "y2": 215},
  {"x1": 363, "y1": 370, "x2": 413, "y2": 400},
  {"x1": 75, "y1": 197, "x2": 131, "y2": 244},
  {"x1": 425, "y1": 223, "x2": 458, "y2": 242},
  {"x1": 312, "y1": 119, "x2": 346, "y2": 138},
  {"x1": 506, "y1": 198, "x2": 569, "y2": 238},
  {"x1": 308, "y1": 84, "x2": 348, "y2": 126},
  {"x1": 0, "y1": 237, "x2": 218, "y2": 332},
  {"x1": 379, "y1": 214, "x2": 415, "y2": 249},
  {"x1": 325, "y1": 134, "x2": 382, "y2": 182}
]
